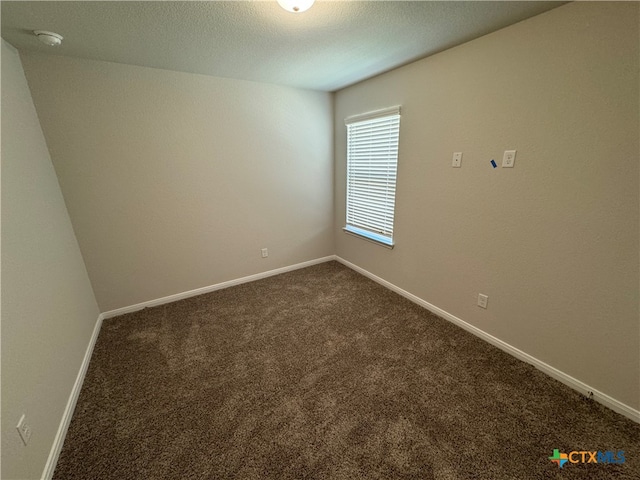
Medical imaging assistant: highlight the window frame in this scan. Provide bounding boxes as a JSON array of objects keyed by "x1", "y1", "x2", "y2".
[{"x1": 343, "y1": 106, "x2": 401, "y2": 249}]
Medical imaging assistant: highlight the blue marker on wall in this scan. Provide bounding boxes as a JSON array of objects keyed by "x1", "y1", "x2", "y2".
[{"x1": 490, "y1": 159, "x2": 497, "y2": 168}]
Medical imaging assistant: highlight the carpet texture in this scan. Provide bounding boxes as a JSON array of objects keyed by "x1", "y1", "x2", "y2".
[{"x1": 54, "y1": 261, "x2": 639, "y2": 479}]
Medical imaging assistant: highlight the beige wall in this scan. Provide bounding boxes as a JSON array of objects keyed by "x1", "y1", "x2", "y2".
[
  {"x1": 334, "y1": 2, "x2": 639, "y2": 409},
  {"x1": 1, "y1": 40, "x2": 100, "y2": 480},
  {"x1": 20, "y1": 54, "x2": 334, "y2": 312}
]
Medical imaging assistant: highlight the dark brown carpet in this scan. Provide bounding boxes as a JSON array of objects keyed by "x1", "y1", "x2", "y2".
[{"x1": 54, "y1": 261, "x2": 639, "y2": 479}]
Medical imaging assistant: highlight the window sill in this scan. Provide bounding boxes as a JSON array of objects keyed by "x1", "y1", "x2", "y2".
[{"x1": 343, "y1": 226, "x2": 394, "y2": 249}]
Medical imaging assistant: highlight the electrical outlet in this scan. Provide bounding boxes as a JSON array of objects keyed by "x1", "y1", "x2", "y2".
[
  {"x1": 16, "y1": 414, "x2": 32, "y2": 446},
  {"x1": 502, "y1": 150, "x2": 516, "y2": 168},
  {"x1": 261, "y1": 248, "x2": 268, "y2": 258},
  {"x1": 477, "y1": 294, "x2": 488, "y2": 309}
]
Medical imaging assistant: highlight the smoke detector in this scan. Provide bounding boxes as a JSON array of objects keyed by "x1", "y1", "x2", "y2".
[{"x1": 34, "y1": 31, "x2": 63, "y2": 47}]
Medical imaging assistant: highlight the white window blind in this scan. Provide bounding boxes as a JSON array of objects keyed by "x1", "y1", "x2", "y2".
[{"x1": 344, "y1": 106, "x2": 400, "y2": 247}]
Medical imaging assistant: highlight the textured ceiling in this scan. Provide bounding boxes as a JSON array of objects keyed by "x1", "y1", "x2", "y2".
[{"x1": 1, "y1": 1, "x2": 564, "y2": 92}]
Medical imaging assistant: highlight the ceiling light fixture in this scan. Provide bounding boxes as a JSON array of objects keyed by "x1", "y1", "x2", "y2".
[
  {"x1": 277, "y1": 0, "x2": 315, "y2": 13},
  {"x1": 34, "y1": 30, "x2": 63, "y2": 46}
]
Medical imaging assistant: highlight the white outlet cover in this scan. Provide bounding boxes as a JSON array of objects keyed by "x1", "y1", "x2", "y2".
[
  {"x1": 477, "y1": 294, "x2": 488, "y2": 309},
  {"x1": 452, "y1": 152, "x2": 462, "y2": 168},
  {"x1": 502, "y1": 150, "x2": 516, "y2": 168},
  {"x1": 16, "y1": 415, "x2": 32, "y2": 446}
]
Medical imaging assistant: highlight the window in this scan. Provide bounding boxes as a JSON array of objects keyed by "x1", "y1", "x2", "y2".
[{"x1": 344, "y1": 106, "x2": 400, "y2": 248}]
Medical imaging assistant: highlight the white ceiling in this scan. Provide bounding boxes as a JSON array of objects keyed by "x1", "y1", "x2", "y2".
[{"x1": 1, "y1": 1, "x2": 564, "y2": 92}]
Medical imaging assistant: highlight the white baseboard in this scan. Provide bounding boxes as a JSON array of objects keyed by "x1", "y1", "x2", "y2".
[
  {"x1": 41, "y1": 313, "x2": 104, "y2": 480},
  {"x1": 335, "y1": 256, "x2": 640, "y2": 424},
  {"x1": 102, "y1": 256, "x2": 337, "y2": 319}
]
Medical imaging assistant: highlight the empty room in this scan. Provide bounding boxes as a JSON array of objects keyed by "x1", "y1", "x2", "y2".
[{"x1": 2, "y1": 1, "x2": 639, "y2": 479}]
